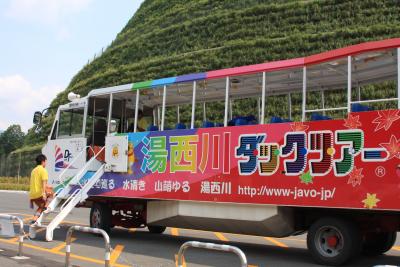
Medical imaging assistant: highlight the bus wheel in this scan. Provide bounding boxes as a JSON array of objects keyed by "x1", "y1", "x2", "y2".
[
  {"x1": 147, "y1": 225, "x2": 166, "y2": 234},
  {"x1": 362, "y1": 231, "x2": 397, "y2": 256},
  {"x1": 90, "y1": 203, "x2": 112, "y2": 233},
  {"x1": 307, "y1": 217, "x2": 361, "y2": 266}
]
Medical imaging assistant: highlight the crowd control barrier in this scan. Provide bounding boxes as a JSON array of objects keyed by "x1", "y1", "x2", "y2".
[
  {"x1": 177, "y1": 241, "x2": 248, "y2": 267},
  {"x1": 65, "y1": 226, "x2": 111, "y2": 267},
  {"x1": 0, "y1": 214, "x2": 25, "y2": 257}
]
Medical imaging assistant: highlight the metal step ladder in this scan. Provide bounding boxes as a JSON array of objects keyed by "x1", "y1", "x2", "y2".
[{"x1": 29, "y1": 147, "x2": 105, "y2": 241}]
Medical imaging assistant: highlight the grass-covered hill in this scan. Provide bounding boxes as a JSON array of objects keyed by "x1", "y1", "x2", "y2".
[
  {"x1": 24, "y1": 0, "x2": 400, "y2": 146},
  {"x1": 54, "y1": 0, "x2": 400, "y2": 106}
]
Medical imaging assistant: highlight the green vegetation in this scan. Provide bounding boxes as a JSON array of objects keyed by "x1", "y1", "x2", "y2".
[
  {"x1": 0, "y1": 177, "x2": 29, "y2": 191},
  {"x1": 0, "y1": 125, "x2": 25, "y2": 155},
  {"x1": 0, "y1": 144, "x2": 43, "y2": 178},
  {"x1": 61, "y1": 0, "x2": 400, "y2": 100},
  {"x1": 0, "y1": 124, "x2": 36, "y2": 179},
  {"x1": 12, "y1": 0, "x2": 400, "y2": 148}
]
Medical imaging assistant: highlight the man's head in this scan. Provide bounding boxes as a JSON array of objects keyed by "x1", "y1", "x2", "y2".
[{"x1": 35, "y1": 154, "x2": 47, "y2": 167}]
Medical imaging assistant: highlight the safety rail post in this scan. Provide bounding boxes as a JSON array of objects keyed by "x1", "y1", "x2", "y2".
[
  {"x1": 177, "y1": 241, "x2": 248, "y2": 267},
  {"x1": 65, "y1": 226, "x2": 111, "y2": 267},
  {"x1": 0, "y1": 214, "x2": 24, "y2": 257},
  {"x1": 190, "y1": 81, "x2": 197, "y2": 129},
  {"x1": 302, "y1": 66, "x2": 307, "y2": 122},
  {"x1": 134, "y1": 89, "x2": 140, "y2": 133},
  {"x1": 107, "y1": 93, "x2": 114, "y2": 135},
  {"x1": 260, "y1": 72, "x2": 266, "y2": 124},
  {"x1": 224, "y1": 76, "x2": 230, "y2": 126},
  {"x1": 161, "y1": 85, "x2": 167, "y2": 131},
  {"x1": 347, "y1": 55, "x2": 352, "y2": 113},
  {"x1": 288, "y1": 92, "x2": 292, "y2": 120}
]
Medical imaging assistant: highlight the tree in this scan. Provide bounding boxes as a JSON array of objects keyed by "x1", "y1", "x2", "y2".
[{"x1": 0, "y1": 125, "x2": 25, "y2": 155}]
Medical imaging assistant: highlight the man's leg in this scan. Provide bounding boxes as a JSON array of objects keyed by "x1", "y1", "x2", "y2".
[
  {"x1": 32, "y1": 198, "x2": 45, "y2": 221},
  {"x1": 44, "y1": 195, "x2": 52, "y2": 209},
  {"x1": 44, "y1": 187, "x2": 54, "y2": 208}
]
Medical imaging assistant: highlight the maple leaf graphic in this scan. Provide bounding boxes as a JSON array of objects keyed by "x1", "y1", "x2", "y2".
[
  {"x1": 362, "y1": 193, "x2": 380, "y2": 209},
  {"x1": 300, "y1": 171, "x2": 313, "y2": 184},
  {"x1": 379, "y1": 135, "x2": 400, "y2": 160},
  {"x1": 372, "y1": 110, "x2": 400, "y2": 132},
  {"x1": 343, "y1": 114, "x2": 362, "y2": 129},
  {"x1": 290, "y1": 122, "x2": 309, "y2": 132},
  {"x1": 347, "y1": 167, "x2": 364, "y2": 187}
]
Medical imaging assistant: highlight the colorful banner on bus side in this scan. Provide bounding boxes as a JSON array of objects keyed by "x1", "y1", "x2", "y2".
[{"x1": 88, "y1": 110, "x2": 400, "y2": 211}]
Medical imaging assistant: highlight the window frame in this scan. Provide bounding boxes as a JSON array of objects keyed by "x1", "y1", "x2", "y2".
[{"x1": 56, "y1": 100, "x2": 87, "y2": 139}]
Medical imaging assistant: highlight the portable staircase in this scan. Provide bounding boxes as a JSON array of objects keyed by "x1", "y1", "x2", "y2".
[{"x1": 29, "y1": 147, "x2": 105, "y2": 241}]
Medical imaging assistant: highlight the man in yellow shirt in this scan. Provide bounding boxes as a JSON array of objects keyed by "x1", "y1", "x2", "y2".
[{"x1": 29, "y1": 154, "x2": 49, "y2": 222}]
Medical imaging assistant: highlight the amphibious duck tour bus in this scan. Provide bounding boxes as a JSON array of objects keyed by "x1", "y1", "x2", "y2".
[{"x1": 31, "y1": 38, "x2": 400, "y2": 265}]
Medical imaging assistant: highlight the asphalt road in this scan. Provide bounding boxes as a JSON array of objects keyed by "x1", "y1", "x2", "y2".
[{"x1": 0, "y1": 191, "x2": 399, "y2": 267}]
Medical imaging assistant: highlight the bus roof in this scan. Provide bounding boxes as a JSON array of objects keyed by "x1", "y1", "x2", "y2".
[{"x1": 88, "y1": 37, "x2": 400, "y2": 97}]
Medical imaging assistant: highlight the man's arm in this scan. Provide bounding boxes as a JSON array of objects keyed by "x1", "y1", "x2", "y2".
[
  {"x1": 42, "y1": 180, "x2": 47, "y2": 200},
  {"x1": 42, "y1": 168, "x2": 48, "y2": 200}
]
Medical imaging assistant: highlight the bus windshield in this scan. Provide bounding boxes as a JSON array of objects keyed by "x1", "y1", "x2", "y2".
[{"x1": 58, "y1": 107, "x2": 85, "y2": 137}]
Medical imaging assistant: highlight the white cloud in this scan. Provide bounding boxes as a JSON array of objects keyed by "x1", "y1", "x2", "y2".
[
  {"x1": 4, "y1": 0, "x2": 93, "y2": 40},
  {"x1": 0, "y1": 74, "x2": 63, "y2": 132},
  {"x1": 56, "y1": 25, "x2": 71, "y2": 41},
  {"x1": 5, "y1": 0, "x2": 93, "y2": 24}
]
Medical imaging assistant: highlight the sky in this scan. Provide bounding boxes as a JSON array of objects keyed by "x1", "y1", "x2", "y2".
[{"x1": 0, "y1": 0, "x2": 144, "y2": 132}]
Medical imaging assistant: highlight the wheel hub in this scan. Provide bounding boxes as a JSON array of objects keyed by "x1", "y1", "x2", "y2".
[
  {"x1": 327, "y1": 235, "x2": 338, "y2": 248},
  {"x1": 315, "y1": 226, "x2": 344, "y2": 257}
]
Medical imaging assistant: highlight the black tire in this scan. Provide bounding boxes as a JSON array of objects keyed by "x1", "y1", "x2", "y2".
[
  {"x1": 362, "y1": 231, "x2": 397, "y2": 256},
  {"x1": 307, "y1": 217, "x2": 362, "y2": 266},
  {"x1": 90, "y1": 203, "x2": 112, "y2": 233},
  {"x1": 147, "y1": 225, "x2": 166, "y2": 234}
]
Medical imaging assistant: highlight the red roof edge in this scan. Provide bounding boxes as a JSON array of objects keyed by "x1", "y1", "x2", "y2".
[
  {"x1": 305, "y1": 38, "x2": 400, "y2": 66},
  {"x1": 206, "y1": 58, "x2": 305, "y2": 79},
  {"x1": 205, "y1": 38, "x2": 400, "y2": 80}
]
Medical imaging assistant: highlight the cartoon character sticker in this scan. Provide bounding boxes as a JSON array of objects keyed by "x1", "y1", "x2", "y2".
[
  {"x1": 112, "y1": 144, "x2": 119, "y2": 159},
  {"x1": 128, "y1": 142, "x2": 135, "y2": 174}
]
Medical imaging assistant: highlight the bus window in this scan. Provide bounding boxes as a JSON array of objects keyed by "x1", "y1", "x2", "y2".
[
  {"x1": 265, "y1": 94, "x2": 292, "y2": 121},
  {"x1": 138, "y1": 87, "x2": 163, "y2": 131},
  {"x1": 58, "y1": 108, "x2": 84, "y2": 137},
  {"x1": 229, "y1": 73, "x2": 262, "y2": 126},
  {"x1": 265, "y1": 68, "x2": 303, "y2": 123},
  {"x1": 50, "y1": 120, "x2": 58, "y2": 140},
  {"x1": 108, "y1": 95, "x2": 124, "y2": 134},
  {"x1": 351, "y1": 49, "x2": 397, "y2": 111},
  {"x1": 305, "y1": 58, "x2": 348, "y2": 120},
  {"x1": 125, "y1": 97, "x2": 136, "y2": 132},
  {"x1": 194, "y1": 79, "x2": 225, "y2": 128},
  {"x1": 164, "y1": 82, "x2": 192, "y2": 130},
  {"x1": 87, "y1": 96, "x2": 109, "y2": 146},
  {"x1": 94, "y1": 91, "x2": 137, "y2": 133},
  {"x1": 85, "y1": 114, "x2": 93, "y2": 139}
]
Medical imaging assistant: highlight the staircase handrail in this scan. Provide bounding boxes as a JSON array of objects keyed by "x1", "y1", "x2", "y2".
[
  {"x1": 60, "y1": 188, "x2": 81, "y2": 211},
  {"x1": 47, "y1": 146, "x2": 104, "y2": 212},
  {"x1": 57, "y1": 146, "x2": 95, "y2": 185},
  {"x1": 76, "y1": 146, "x2": 105, "y2": 188}
]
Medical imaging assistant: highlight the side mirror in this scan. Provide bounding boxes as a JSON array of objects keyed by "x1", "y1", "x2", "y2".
[{"x1": 33, "y1": 111, "x2": 43, "y2": 125}]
